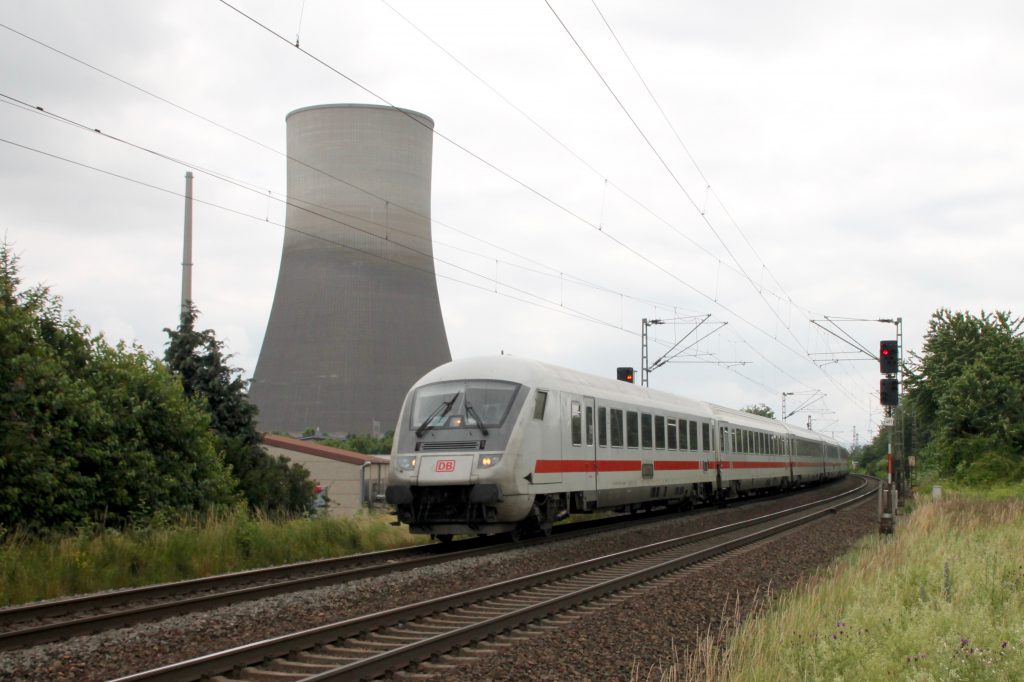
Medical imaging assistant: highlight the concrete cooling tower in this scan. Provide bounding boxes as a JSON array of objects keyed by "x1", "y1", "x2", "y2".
[{"x1": 249, "y1": 103, "x2": 451, "y2": 436}]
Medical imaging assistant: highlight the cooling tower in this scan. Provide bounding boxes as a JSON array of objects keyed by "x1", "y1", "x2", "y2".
[{"x1": 249, "y1": 103, "x2": 451, "y2": 436}]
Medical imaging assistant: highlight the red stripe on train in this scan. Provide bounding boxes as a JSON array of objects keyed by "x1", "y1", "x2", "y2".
[
  {"x1": 534, "y1": 459, "x2": 810, "y2": 474},
  {"x1": 534, "y1": 459, "x2": 642, "y2": 474}
]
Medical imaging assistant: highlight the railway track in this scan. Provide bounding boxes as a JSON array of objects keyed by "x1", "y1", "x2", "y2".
[
  {"x1": 0, "y1": 478, "x2": 857, "y2": 651},
  {"x1": 110, "y1": 476, "x2": 875, "y2": 682}
]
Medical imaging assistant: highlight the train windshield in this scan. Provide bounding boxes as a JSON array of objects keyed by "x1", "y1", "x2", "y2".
[{"x1": 411, "y1": 380, "x2": 520, "y2": 431}]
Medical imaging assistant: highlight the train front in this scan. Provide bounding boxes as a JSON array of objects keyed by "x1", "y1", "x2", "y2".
[{"x1": 385, "y1": 361, "x2": 534, "y2": 539}]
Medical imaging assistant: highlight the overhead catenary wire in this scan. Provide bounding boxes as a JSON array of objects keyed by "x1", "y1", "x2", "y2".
[
  {"x1": 2, "y1": 7, "x2": 880, "y2": 417},
  {"x1": 214, "y1": 0, "x2": 836, "y2": 396},
  {"x1": 2, "y1": 13, "x2": 824, "y2": 384},
  {"x1": 0, "y1": 21, "x2": 698, "y2": 319},
  {"x1": 2, "y1": 114, "x2": 782, "y2": 395},
  {"x1": 375, "y1": 0, "x2": 768, "y2": 294},
  {"x1": 371, "y1": 1, "x2": 870, "y2": 411},
  {"x1": 0, "y1": 90, "x2": 696, "y2": 321},
  {"x1": 548, "y1": 1, "x2": 870, "y2": 409},
  {"x1": 0, "y1": 134, "x2": 630, "y2": 336}
]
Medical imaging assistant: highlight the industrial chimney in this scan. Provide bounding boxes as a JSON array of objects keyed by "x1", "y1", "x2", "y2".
[{"x1": 249, "y1": 104, "x2": 451, "y2": 436}]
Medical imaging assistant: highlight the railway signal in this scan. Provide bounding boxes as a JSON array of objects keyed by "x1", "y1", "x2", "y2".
[
  {"x1": 616, "y1": 367, "x2": 635, "y2": 383},
  {"x1": 879, "y1": 340, "x2": 898, "y2": 374},
  {"x1": 880, "y1": 378, "x2": 899, "y2": 406}
]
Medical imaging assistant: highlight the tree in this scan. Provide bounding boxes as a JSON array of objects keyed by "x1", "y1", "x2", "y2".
[
  {"x1": 0, "y1": 242, "x2": 237, "y2": 532},
  {"x1": 903, "y1": 309, "x2": 1024, "y2": 482},
  {"x1": 164, "y1": 305, "x2": 314, "y2": 512},
  {"x1": 741, "y1": 403, "x2": 775, "y2": 419}
]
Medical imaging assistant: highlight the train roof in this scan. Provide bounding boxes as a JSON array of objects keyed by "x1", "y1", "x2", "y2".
[{"x1": 412, "y1": 356, "x2": 845, "y2": 449}]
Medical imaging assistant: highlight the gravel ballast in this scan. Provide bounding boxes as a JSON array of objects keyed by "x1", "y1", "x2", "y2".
[{"x1": 0, "y1": 478, "x2": 876, "y2": 681}]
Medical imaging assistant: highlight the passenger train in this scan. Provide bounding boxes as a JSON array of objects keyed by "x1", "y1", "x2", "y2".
[{"x1": 386, "y1": 356, "x2": 849, "y2": 540}]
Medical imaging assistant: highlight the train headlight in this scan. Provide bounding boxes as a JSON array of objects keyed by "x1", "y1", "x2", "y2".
[
  {"x1": 477, "y1": 453, "x2": 502, "y2": 468},
  {"x1": 396, "y1": 455, "x2": 418, "y2": 472}
]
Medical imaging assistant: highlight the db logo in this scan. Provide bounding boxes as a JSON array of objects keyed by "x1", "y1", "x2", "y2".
[{"x1": 435, "y1": 459, "x2": 456, "y2": 473}]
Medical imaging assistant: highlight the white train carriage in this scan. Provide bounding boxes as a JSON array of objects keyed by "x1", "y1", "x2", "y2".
[{"x1": 386, "y1": 356, "x2": 848, "y2": 539}]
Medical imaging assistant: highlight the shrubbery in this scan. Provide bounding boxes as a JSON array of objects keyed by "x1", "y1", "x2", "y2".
[
  {"x1": 0, "y1": 243, "x2": 237, "y2": 532},
  {"x1": 0, "y1": 242, "x2": 315, "y2": 534}
]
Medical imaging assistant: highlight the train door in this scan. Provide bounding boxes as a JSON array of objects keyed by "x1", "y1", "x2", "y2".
[
  {"x1": 561, "y1": 393, "x2": 598, "y2": 497},
  {"x1": 714, "y1": 422, "x2": 728, "y2": 498},
  {"x1": 786, "y1": 436, "x2": 795, "y2": 484},
  {"x1": 584, "y1": 397, "x2": 598, "y2": 500}
]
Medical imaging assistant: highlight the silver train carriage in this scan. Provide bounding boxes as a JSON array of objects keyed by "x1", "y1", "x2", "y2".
[{"x1": 385, "y1": 356, "x2": 849, "y2": 539}]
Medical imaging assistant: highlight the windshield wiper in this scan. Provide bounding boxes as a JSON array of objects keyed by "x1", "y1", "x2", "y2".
[
  {"x1": 464, "y1": 400, "x2": 490, "y2": 435},
  {"x1": 415, "y1": 392, "x2": 460, "y2": 437}
]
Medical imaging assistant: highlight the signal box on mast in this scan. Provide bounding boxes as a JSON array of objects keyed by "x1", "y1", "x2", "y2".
[
  {"x1": 879, "y1": 340, "x2": 898, "y2": 374},
  {"x1": 880, "y1": 378, "x2": 899, "y2": 406}
]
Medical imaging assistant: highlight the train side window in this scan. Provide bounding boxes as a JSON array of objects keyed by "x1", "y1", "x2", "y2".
[
  {"x1": 689, "y1": 421, "x2": 698, "y2": 452},
  {"x1": 702, "y1": 423, "x2": 712, "y2": 452},
  {"x1": 533, "y1": 391, "x2": 548, "y2": 420},
  {"x1": 667, "y1": 419, "x2": 678, "y2": 450},
  {"x1": 720, "y1": 426, "x2": 727, "y2": 453},
  {"x1": 571, "y1": 400, "x2": 582, "y2": 446},
  {"x1": 627, "y1": 411, "x2": 639, "y2": 448},
  {"x1": 610, "y1": 408, "x2": 624, "y2": 446},
  {"x1": 585, "y1": 405, "x2": 594, "y2": 446},
  {"x1": 641, "y1": 413, "x2": 653, "y2": 449},
  {"x1": 598, "y1": 407, "x2": 608, "y2": 446},
  {"x1": 655, "y1": 416, "x2": 666, "y2": 449}
]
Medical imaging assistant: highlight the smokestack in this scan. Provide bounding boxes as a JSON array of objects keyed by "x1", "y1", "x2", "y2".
[{"x1": 180, "y1": 170, "x2": 193, "y2": 315}]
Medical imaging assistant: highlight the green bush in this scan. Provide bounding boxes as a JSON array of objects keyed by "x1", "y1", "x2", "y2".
[{"x1": 0, "y1": 243, "x2": 238, "y2": 533}]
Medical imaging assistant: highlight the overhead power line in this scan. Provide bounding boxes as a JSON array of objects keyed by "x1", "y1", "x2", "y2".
[
  {"x1": 1, "y1": 11, "x2": 869, "y2": 413},
  {"x1": 0, "y1": 133, "x2": 631, "y2": 335},
  {"x1": 214, "y1": 0, "x2": 838, "y2": 395},
  {"x1": 0, "y1": 21, "x2": 698, "y2": 318},
  {"x1": 544, "y1": 1, "x2": 867, "y2": 409}
]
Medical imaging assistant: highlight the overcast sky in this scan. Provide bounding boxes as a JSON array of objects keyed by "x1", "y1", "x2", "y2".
[{"x1": 2, "y1": 0, "x2": 1021, "y2": 446}]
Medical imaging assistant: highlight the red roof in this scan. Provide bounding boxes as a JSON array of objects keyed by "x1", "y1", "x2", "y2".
[{"x1": 261, "y1": 433, "x2": 388, "y2": 466}]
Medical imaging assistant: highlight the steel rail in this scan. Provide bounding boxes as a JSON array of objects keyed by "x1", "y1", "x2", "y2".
[
  {"x1": 1, "y1": 477, "x2": 856, "y2": 650},
  {"x1": 110, "y1": 476, "x2": 872, "y2": 682}
]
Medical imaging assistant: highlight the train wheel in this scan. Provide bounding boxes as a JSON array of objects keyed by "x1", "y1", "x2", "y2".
[
  {"x1": 509, "y1": 525, "x2": 524, "y2": 542},
  {"x1": 435, "y1": 534, "x2": 454, "y2": 544}
]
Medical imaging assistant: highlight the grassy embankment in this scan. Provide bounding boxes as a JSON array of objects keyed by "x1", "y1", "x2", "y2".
[
  {"x1": 668, "y1": 483, "x2": 1024, "y2": 681},
  {"x1": 0, "y1": 510, "x2": 426, "y2": 607}
]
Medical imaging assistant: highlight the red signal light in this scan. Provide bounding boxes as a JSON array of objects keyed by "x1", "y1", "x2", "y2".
[{"x1": 879, "y1": 340, "x2": 898, "y2": 374}]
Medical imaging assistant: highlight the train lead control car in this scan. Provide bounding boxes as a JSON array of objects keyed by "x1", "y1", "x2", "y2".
[{"x1": 386, "y1": 356, "x2": 848, "y2": 540}]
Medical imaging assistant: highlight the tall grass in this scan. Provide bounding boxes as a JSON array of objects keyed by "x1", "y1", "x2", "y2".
[
  {"x1": 0, "y1": 510, "x2": 426, "y2": 607},
  {"x1": 675, "y1": 495, "x2": 1024, "y2": 681}
]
